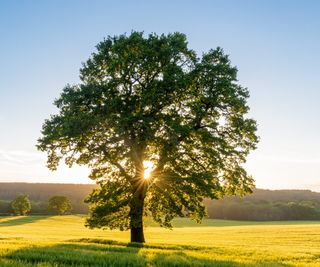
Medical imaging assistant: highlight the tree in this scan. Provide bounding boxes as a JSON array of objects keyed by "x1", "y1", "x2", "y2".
[
  {"x1": 11, "y1": 195, "x2": 31, "y2": 215},
  {"x1": 37, "y1": 32, "x2": 258, "y2": 243},
  {"x1": 48, "y1": 196, "x2": 72, "y2": 215}
]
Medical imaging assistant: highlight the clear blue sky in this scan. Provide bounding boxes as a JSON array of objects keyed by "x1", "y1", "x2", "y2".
[{"x1": 1, "y1": 0, "x2": 320, "y2": 190}]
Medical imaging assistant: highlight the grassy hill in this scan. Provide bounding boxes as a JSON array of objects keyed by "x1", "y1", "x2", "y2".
[{"x1": 0, "y1": 216, "x2": 320, "y2": 266}]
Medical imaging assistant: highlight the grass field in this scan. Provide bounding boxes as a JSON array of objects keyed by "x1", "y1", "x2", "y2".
[{"x1": 0, "y1": 216, "x2": 320, "y2": 266}]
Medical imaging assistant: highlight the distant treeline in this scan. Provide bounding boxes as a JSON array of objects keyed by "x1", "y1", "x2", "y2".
[
  {"x1": 0, "y1": 183, "x2": 320, "y2": 220},
  {"x1": 205, "y1": 189, "x2": 320, "y2": 220},
  {"x1": 0, "y1": 183, "x2": 96, "y2": 215}
]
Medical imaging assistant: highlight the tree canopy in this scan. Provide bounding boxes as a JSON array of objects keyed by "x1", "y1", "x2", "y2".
[
  {"x1": 48, "y1": 196, "x2": 72, "y2": 215},
  {"x1": 11, "y1": 195, "x2": 31, "y2": 216},
  {"x1": 38, "y1": 32, "x2": 258, "y2": 242}
]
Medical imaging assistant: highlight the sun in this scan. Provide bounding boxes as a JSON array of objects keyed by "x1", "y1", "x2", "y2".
[{"x1": 143, "y1": 161, "x2": 154, "y2": 180}]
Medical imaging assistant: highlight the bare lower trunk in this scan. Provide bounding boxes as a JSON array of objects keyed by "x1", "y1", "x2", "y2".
[
  {"x1": 130, "y1": 222, "x2": 145, "y2": 243},
  {"x1": 130, "y1": 187, "x2": 146, "y2": 243}
]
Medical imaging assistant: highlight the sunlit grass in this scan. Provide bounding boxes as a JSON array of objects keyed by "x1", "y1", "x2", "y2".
[{"x1": 0, "y1": 215, "x2": 320, "y2": 266}]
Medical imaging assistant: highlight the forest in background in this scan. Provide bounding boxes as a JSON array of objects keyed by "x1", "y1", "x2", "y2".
[
  {"x1": 0, "y1": 183, "x2": 320, "y2": 220},
  {"x1": 0, "y1": 183, "x2": 96, "y2": 214},
  {"x1": 205, "y1": 189, "x2": 320, "y2": 220}
]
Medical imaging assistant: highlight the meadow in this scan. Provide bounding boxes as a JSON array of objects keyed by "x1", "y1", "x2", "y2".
[{"x1": 0, "y1": 216, "x2": 319, "y2": 266}]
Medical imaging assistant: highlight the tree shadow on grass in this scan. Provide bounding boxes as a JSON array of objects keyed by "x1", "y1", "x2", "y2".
[
  {"x1": 0, "y1": 216, "x2": 48, "y2": 227},
  {"x1": 4, "y1": 238, "x2": 293, "y2": 267}
]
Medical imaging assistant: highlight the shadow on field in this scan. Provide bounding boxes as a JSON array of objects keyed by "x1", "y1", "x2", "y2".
[
  {"x1": 0, "y1": 216, "x2": 48, "y2": 227},
  {"x1": 4, "y1": 238, "x2": 293, "y2": 267}
]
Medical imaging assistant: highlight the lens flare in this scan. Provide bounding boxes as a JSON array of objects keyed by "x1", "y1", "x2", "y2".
[{"x1": 143, "y1": 161, "x2": 154, "y2": 179}]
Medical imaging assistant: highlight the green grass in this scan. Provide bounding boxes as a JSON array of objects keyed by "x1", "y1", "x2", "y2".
[{"x1": 0, "y1": 216, "x2": 320, "y2": 266}]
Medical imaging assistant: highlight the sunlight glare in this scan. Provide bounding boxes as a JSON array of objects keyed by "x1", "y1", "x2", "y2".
[{"x1": 143, "y1": 161, "x2": 154, "y2": 180}]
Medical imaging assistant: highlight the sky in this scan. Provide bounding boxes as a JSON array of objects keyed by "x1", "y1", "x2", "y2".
[{"x1": 0, "y1": 0, "x2": 320, "y2": 190}]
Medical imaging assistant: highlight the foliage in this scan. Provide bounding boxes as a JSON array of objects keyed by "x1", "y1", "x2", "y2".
[
  {"x1": 37, "y1": 32, "x2": 258, "y2": 241},
  {"x1": 48, "y1": 196, "x2": 72, "y2": 215},
  {"x1": 11, "y1": 195, "x2": 31, "y2": 215}
]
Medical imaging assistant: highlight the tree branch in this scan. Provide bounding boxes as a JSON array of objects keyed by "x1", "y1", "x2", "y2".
[{"x1": 101, "y1": 148, "x2": 132, "y2": 183}]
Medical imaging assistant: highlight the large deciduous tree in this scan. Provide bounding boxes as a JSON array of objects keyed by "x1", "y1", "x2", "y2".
[{"x1": 38, "y1": 32, "x2": 258, "y2": 243}]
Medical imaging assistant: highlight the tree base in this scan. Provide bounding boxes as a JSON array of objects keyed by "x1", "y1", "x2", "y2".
[{"x1": 130, "y1": 226, "x2": 145, "y2": 243}]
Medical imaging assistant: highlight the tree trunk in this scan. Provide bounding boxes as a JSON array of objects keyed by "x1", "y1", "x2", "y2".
[
  {"x1": 130, "y1": 186, "x2": 146, "y2": 243},
  {"x1": 130, "y1": 222, "x2": 145, "y2": 243}
]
